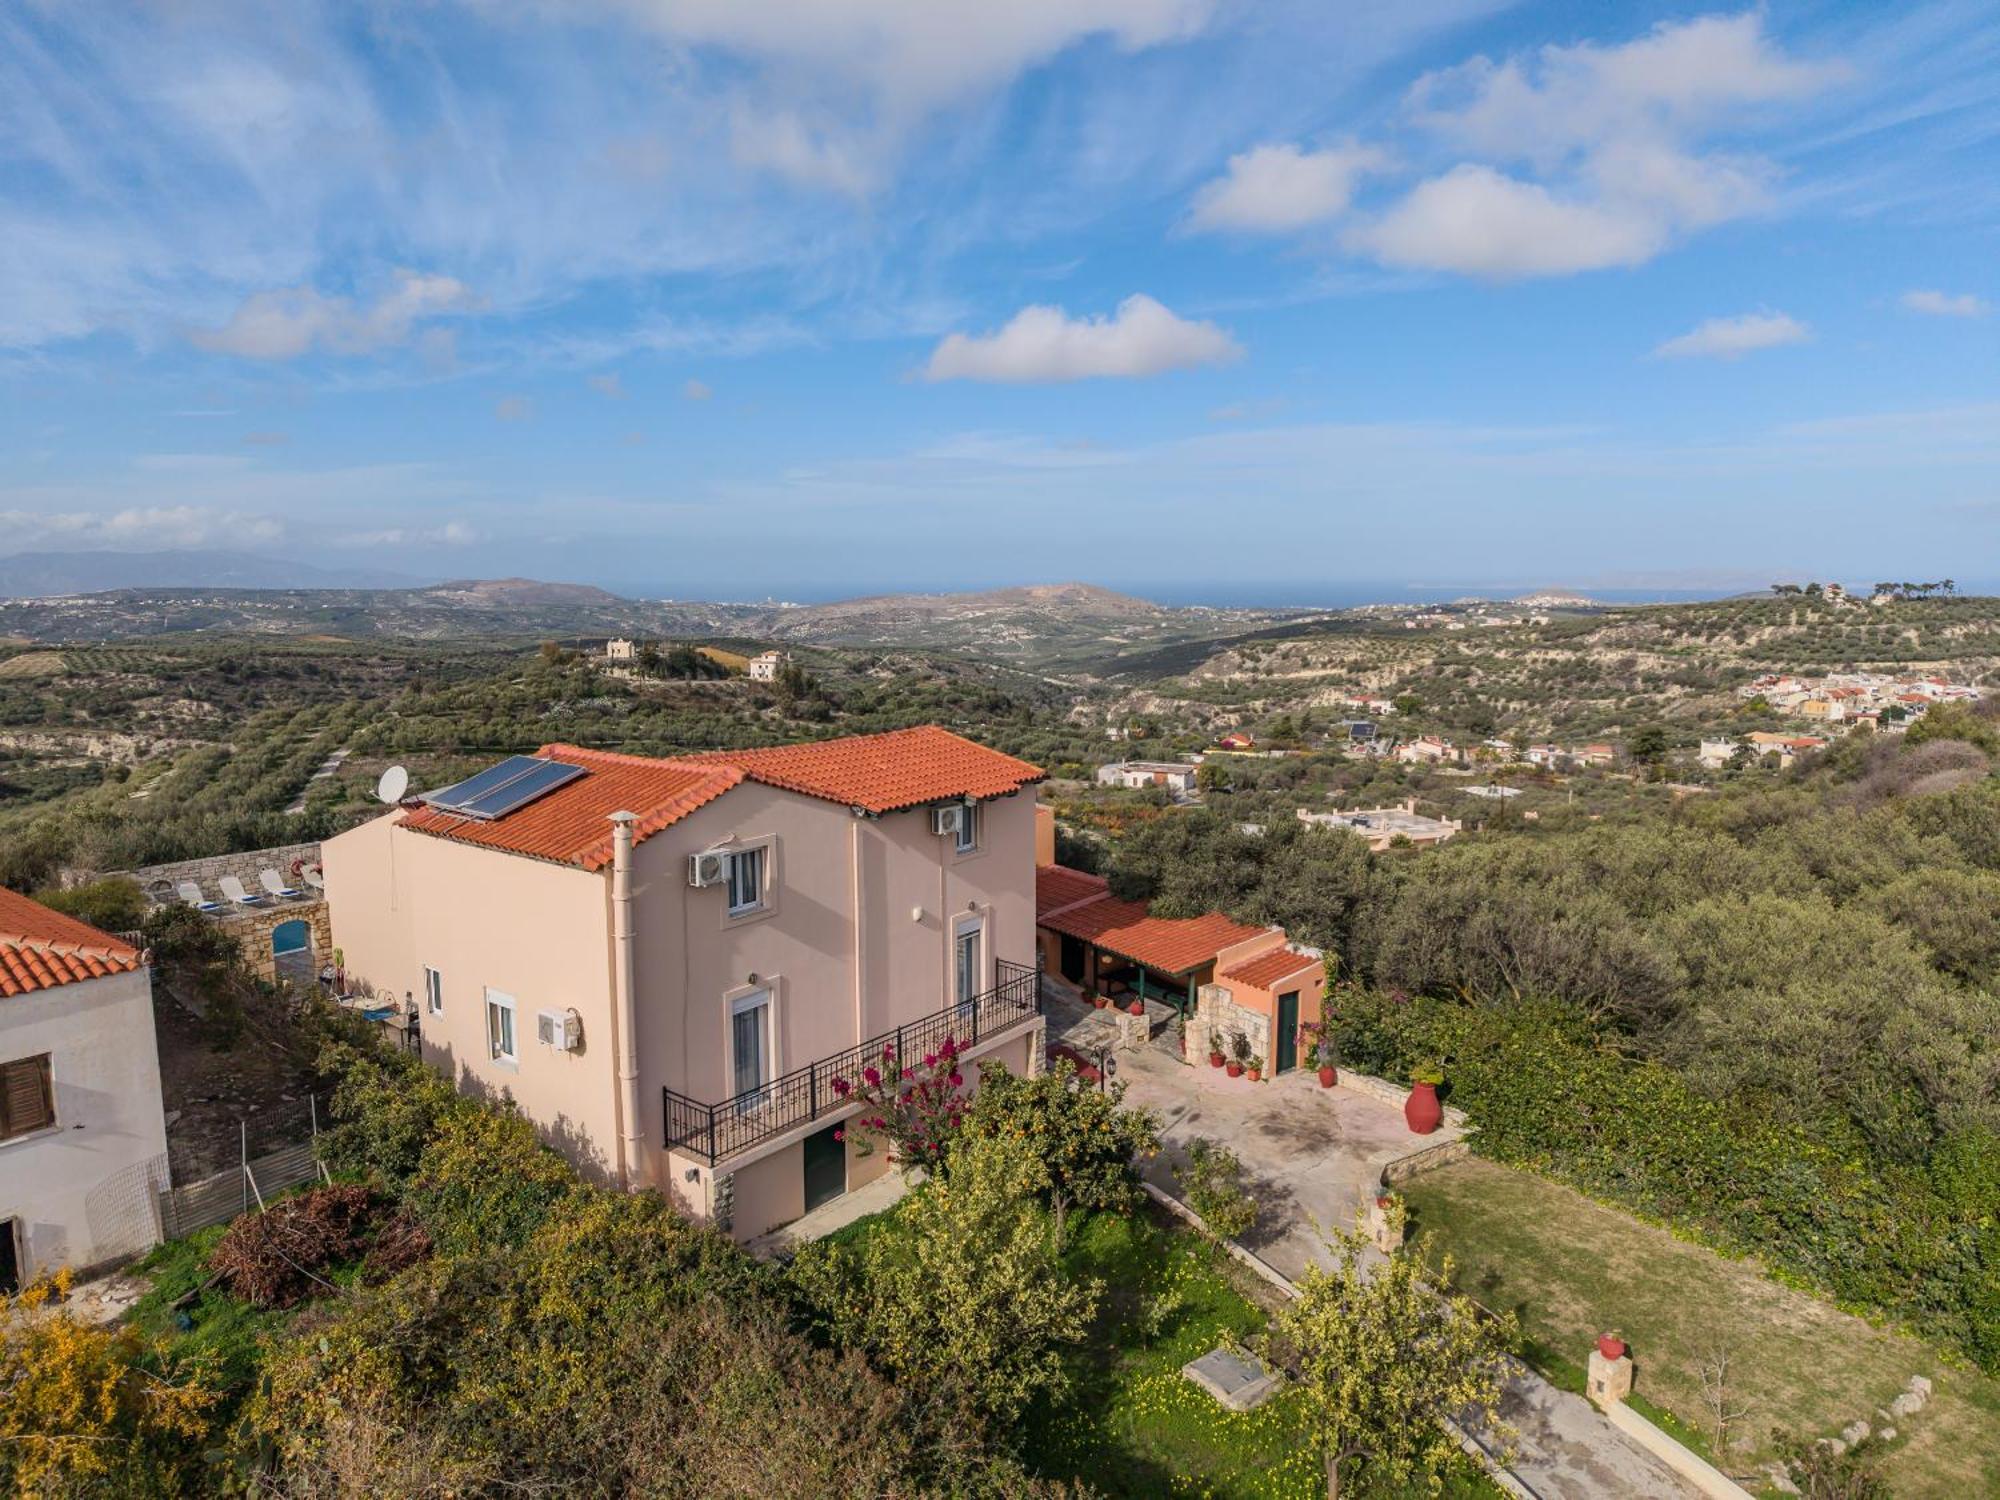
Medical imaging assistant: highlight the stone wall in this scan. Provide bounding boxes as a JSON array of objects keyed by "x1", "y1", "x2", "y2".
[
  {"x1": 1195, "y1": 982, "x2": 1270, "y2": 1067},
  {"x1": 219, "y1": 900, "x2": 334, "y2": 985},
  {"x1": 121, "y1": 842, "x2": 323, "y2": 905}
]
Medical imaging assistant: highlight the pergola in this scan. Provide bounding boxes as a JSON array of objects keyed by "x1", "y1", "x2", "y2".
[{"x1": 1037, "y1": 889, "x2": 1269, "y2": 1016}]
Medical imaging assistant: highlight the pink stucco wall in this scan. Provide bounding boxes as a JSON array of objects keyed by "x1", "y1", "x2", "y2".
[{"x1": 323, "y1": 780, "x2": 1039, "y2": 1215}]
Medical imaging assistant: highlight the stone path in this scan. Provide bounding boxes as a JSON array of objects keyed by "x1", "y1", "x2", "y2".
[{"x1": 285, "y1": 747, "x2": 350, "y2": 815}]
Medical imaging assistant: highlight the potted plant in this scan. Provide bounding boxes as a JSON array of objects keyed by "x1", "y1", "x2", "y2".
[
  {"x1": 1597, "y1": 1331, "x2": 1627, "y2": 1361},
  {"x1": 1405, "y1": 1061, "x2": 1444, "y2": 1135},
  {"x1": 1300, "y1": 1023, "x2": 1339, "y2": 1087},
  {"x1": 1225, "y1": 1029, "x2": 1248, "y2": 1078},
  {"x1": 1246, "y1": 1054, "x2": 1264, "y2": 1083},
  {"x1": 1127, "y1": 997, "x2": 1145, "y2": 1016},
  {"x1": 1207, "y1": 1034, "x2": 1226, "y2": 1068},
  {"x1": 1093, "y1": 991, "x2": 1110, "y2": 1010}
]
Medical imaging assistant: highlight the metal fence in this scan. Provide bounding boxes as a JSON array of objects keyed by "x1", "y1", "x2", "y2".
[
  {"x1": 157, "y1": 1095, "x2": 331, "y2": 1240},
  {"x1": 663, "y1": 959, "x2": 1041, "y2": 1165}
]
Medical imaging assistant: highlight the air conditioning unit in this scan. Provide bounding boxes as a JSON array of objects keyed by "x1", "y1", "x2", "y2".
[
  {"x1": 536, "y1": 1007, "x2": 582, "y2": 1051},
  {"x1": 931, "y1": 805, "x2": 965, "y2": 837},
  {"x1": 688, "y1": 849, "x2": 731, "y2": 888}
]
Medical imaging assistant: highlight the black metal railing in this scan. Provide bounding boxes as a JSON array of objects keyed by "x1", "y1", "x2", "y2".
[{"x1": 663, "y1": 959, "x2": 1041, "y2": 1164}]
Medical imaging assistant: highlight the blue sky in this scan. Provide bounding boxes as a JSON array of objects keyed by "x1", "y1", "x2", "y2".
[{"x1": 2, "y1": 1, "x2": 1996, "y2": 601}]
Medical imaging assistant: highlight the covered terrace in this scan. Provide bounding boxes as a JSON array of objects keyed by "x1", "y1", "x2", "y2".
[{"x1": 1035, "y1": 864, "x2": 1273, "y2": 1016}]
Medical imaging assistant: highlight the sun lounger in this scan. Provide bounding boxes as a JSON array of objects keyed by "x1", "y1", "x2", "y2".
[
  {"x1": 218, "y1": 875, "x2": 265, "y2": 907},
  {"x1": 260, "y1": 868, "x2": 304, "y2": 899},
  {"x1": 177, "y1": 881, "x2": 222, "y2": 913},
  {"x1": 303, "y1": 867, "x2": 325, "y2": 892}
]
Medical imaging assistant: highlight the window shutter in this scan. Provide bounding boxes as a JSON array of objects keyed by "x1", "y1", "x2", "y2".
[{"x1": 1, "y1": 1056, "x2": 53, "y2": 1138}]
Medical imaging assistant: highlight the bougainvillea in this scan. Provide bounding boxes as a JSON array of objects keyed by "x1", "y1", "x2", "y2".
[{"x1": 831, "y1": 1035, "x2": 970, "y2": 1172}]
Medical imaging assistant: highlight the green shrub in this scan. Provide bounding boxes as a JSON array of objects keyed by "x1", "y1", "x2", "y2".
[{"x1": 964, "y1": 1061, "x2": 1159, "y2": 1244}]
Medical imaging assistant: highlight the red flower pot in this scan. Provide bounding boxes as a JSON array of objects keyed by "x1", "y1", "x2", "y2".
[
  {"x1": 1247, "y1": 1067, "x2": 1263, "y2": 1083},
  {"x1": 1375, "y1": 1194, "x2": 1393, "y2": 1210},
  {"x1": 1404, "y1": 1079, "x2": 1442, "y2": 1135},
  {"x1": 1225, "y1": 1061, "x2": 1243, "y2": 1078},
  {"x1": 1093, "y1": 996, "x2": 1109, "y2": 1010},
  {"x1": 1208, "y1": 1051, "x2": 1225, "y2": 1069},
  {"x1": 1317, "y1": 1066, "x2": 1337, "y2": 1088},
  {"x1": 1597, "y1": 1335, "x2": 1627, "y2": 1361},
  {"x1": 1128, "y1": 1000, "x2": 1144, "y2": 1016}
]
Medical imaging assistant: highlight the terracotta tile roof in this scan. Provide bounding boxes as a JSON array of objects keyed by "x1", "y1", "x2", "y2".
[
  {"x1": 686, "y1": 726, "x2": 1043, "y2": 814},
  {"x1": 1037, "y1": 864, "x2": 1109, "y2": 921},
  {"x1": 0, "y1": 888, "x2": 144, "y2": 998},
  {"x1": 398, "y1": 727, "x2": 1043, "y2": 871},
  {"x1": 401, "y1": 747, "x2": 743, "y2": 871},
  {"x1": 1220, "y1": 947, "x2": 1321, "y2": 991},
  {"x1": 1038, "y1": 891, "x2": 1270, "y2": 976}
]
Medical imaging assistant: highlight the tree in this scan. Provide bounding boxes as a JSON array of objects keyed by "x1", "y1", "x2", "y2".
[
  {"x1": 962, "y1": 1060, "x2": 1158, "y2": 1247},
  {"x1": 1270, "y1": 1223, "x2": 1513, "y2": 1499},
  {"x1": 789, "y1": 1132, "x2": 1100, "y2": 1434},
  {"x1": 1172, "y1": 1136, "x2": 1257, "y2": 1243},
  {"x1": 830, "y1": 1035, "x2": 970, "y2": 1172},
  {"x1": 1627, "y1": 725, "x2": 1670, "y2": 764}
]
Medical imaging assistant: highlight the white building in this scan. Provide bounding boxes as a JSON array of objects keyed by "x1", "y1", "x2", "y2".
[
  {"x1": 605, "y1": 638, "x2": 637, "y2": 661},
  {"x1": 0, "y1": 890, "x2": 170, "y2": 1288},
  {"x1": 748, "y1": 650, "x2": 788, "y2": 682},
  {"x1": 1697, "y1": 737, "x2": 1741, "y2": 769},
  {"x1": 1096, "y1": 760, "x2": 1200, "y2": 795}
]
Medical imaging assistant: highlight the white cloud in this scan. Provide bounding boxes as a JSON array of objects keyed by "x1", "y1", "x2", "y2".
[
  {"x1": 190, "y1": 272, "x2": 479, "y2": 360},
  {"x1": 1653, "y1": 311, "x2": 1810, "y2": 360},
  {"x1": 1348, "y1": 165, "x2": 1664, "y2": 277},
  {"x1": 682, "y1": 378, "x2": 713, "y2": 401},
  {"x1": 494, "y1": 395, "x2": 534, "y2": 422},
  {"x1": 1187, "y1": 142, "x2": 1388, "y2": 233},
  {"x1": 587, "y1": 372, "x2": 626, "y2": 398},
  {"x1": 1350, "y1": 15, "x2": 1845, "y2": 279},
  {"x1": 923, "y1": 294, "x2": 1241, "y2": 383},
  {"x1": 0, "y1": 505, "x2": 283, "y2": 550},
  {"x1": 332, "y1": 520, "x2": 478, "y2": 548},
  {"x1": 1902, "y1": 289, "x2": 1989, "y2": 318}
]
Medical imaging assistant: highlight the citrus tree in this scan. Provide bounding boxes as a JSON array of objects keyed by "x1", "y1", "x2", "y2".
[{"x1": 1270, "y1": 1224, "x2": 1513, "y2": 1499}]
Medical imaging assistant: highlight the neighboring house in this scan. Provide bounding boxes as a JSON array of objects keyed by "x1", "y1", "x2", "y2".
[
  {"x1": 1573, "y1": 744, "x2": 1616, "y2": 767},
  {"x1": 323, "y1": 726, "x2": 1045, "y2": 1243},
  {"x1": 747, "y1": 650, "x2": 788, "y2": 682},
  {"x1": 1522, "y1": 743, "x2": 1564, "y2": 768},
  {"x1": 605, "y1": 638, "x2": 636, "y2": 661},
  {"x1": 1095, "y1": 760, "x2": 1199, "y2": 795},
  {"x1": 1745, "y1": 731, "x2": 1828, "y2": 768},
  {"x1": 0, "y1": 889, "x2": 171, "y2": 1290},
  {"x1": 1697, "y1": 737, "x2": 1741, "y2": 769},
  {"x1": 1297, "y1": 799, "x2": 1462, "y2": 851},
  {"x1": 1393, "y1": 735, "x2": 1456, "y2": 765},
  {"x1": 1216, "y1": 732, "x2": 1255, "y2": 751},
  {"x1": 1335, "y1": 719, "x2": 1377, "y2": 742}
]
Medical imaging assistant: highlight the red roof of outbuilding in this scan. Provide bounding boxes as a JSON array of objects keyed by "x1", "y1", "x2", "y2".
[
  {"x1": 1037, "y1": 864, "x2": 1109, "y2": 921},
  {"x1": 0, "y1": 888, "x2": 144, "y2": 998},
  {"x1": 398, "y1": 727, "x2": 1044, "y2": 871},
  {"x1": 1037, "y1": 889, "x2": 1270, "y2": 976},
  {"x1": 1220, "y1": 947, "x2": 1321, "y2": 991}
]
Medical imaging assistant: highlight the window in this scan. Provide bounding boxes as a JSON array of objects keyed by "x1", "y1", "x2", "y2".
[
  {"x1": 485, "y1": 989, "x2": 517, "y2": 1063},
  {"x1": 727, "y1": 845, "x2": 766, "y2": 915},
  {"x1": 955, "y1": 802, "x2": 979, "y2": 854},
  {"x1": 423, "y1": 966, "x2": 443, "y2": 1016},
  {"x1": 730, "y1": 989, "x2": 772, "y2": 1100},
  {"x1": 0, "y1": 1055, "x2": 55, "y2": 1141}
]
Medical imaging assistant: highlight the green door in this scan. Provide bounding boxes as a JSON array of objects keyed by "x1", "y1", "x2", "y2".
[
  {"x1": 803, "y1": 1124, "x2": 846, "y2": 1212},
  {"x1": 1275, "y1": 991, "x2": 1299, "y2": 1073}
]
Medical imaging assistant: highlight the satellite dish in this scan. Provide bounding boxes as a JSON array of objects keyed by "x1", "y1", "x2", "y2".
[{"x1": 376, "y1": 766, "x2": 411, "y2": 805}]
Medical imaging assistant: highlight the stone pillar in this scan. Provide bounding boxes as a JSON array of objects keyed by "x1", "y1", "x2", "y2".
[
  {"x1": 1366, "y1": 1193, "x2": 1404, "y2": 1253},
  {"x1": 1186, "y1": 1014, "x2": 1213, "y2": 1063},
  {"x1": 1587, "y1": 1346, "x2": 1634, "y2": 1409},
  {"x1": 1115, "y1": 1007, "x2": 1149, "y2": 1050}
]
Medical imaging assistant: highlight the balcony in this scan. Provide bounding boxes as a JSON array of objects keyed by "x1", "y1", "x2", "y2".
[{"x1": 662, "y1": 959, "x2": 1041, "y2": 1166}]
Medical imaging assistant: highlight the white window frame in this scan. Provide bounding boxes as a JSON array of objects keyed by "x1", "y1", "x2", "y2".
[
  {"x1": 727, "y1": 985, "x2": 774, "y2": 1105},
  {"x1": 726, "y1": 843, "x2": 768, "y2": 917},
  {"x1": 485, "y1": 988, "x2": 517, "y2": 1064},
  {"x1": 953, "y1": 800, "x2": 980, "y2": 854},
  {"x1": 423, "y1": 966, "x2": 443, "y2": 1016}
]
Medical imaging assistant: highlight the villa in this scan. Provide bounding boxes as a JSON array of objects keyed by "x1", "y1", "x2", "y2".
[
  {"x1": 1297, "y1": 799, "x2": 1462, "y2": 851},
  {"x1": 1095, "y1": 760, "x2": 1200, "y2": 796},
  {"x1": 323, "y1": 725, "x2": 1047, "y2": 1242}
]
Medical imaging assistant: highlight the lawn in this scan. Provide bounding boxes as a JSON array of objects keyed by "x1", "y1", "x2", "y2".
[
  {"x1": 1019, "y1": 1204, "x2": 1500, "y2": 1500},
  {"x1": 130, "y1": 1227, "x2": 294, "y2": 1397},
  {"x1": 1401, "y1": 1157, "x2": 2000, "y2": 1498}
]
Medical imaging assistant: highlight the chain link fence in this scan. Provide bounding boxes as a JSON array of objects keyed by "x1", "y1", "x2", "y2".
[{"x1": 158, "y1": 1093, "x2": 331, "y2": 1240}]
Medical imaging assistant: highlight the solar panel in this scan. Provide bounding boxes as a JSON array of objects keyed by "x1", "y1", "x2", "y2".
[{"x1": 423, "y1": 755, "x2": 586, "y2": 821}]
